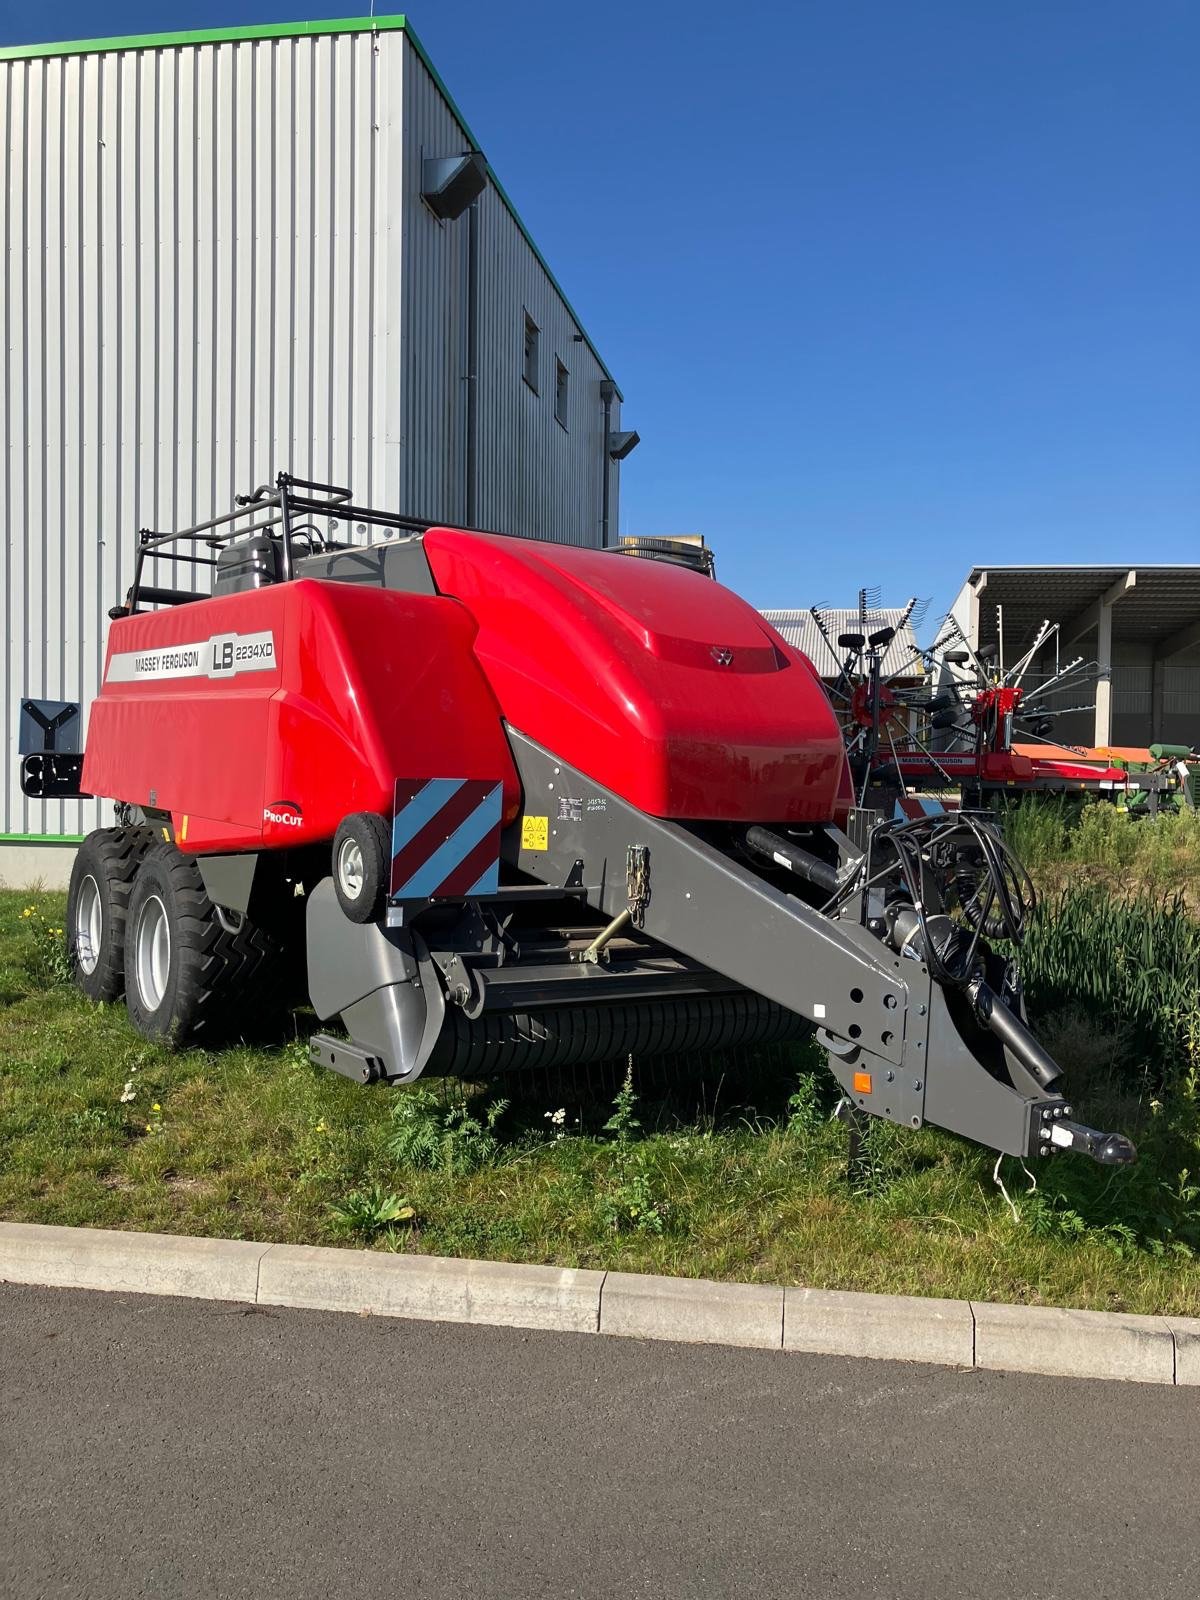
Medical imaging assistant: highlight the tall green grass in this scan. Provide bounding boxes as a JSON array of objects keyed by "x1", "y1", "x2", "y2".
[
  {"x1": 1001, "y1": 797, "x2": 1200, "y2": 896},
  {"x1": 1000, "y1": 795, "x2": 1077, "y2": 871},
  {"x1": 1021, "y1": 886, "x2": 1200, "y2": 1088},
  {"x1": 998, "y1": 800, "x2": 1200, "y2": 1085}
]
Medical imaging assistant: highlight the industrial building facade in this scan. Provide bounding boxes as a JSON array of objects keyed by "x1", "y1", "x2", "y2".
[{"x1": 0, "y1": 15, "x2": 627, "y2": 870}]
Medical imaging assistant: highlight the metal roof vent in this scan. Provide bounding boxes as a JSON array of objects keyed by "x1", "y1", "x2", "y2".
[{"x1": 421, "y1": 151, "x2": 488, "y2": 220}]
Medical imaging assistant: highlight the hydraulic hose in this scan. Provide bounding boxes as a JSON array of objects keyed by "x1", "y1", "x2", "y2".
[{"x1": 744, "y1": 826, "x2": 839, "y2": 897}]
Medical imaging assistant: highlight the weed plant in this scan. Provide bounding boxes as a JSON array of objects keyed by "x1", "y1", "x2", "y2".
[{"x1": 387, "y1": 1087, "x2": 512, "y2": 1175}]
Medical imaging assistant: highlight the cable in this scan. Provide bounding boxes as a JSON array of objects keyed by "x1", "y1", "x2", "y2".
[
  {"x1": 993, "y1": 1152, "x2": 1039, "y2": 1223},
  {"x1": 872, "y1": 812, "x2": 1037, "y2": 989},
  {"x1": 993, "y1": 1153, "x2": 1021, "y2": 1222}
]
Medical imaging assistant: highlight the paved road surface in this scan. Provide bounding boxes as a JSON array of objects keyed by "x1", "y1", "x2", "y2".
[{"x1": 2, "y1": 1282, "x2": 1197, "y2": 1599}]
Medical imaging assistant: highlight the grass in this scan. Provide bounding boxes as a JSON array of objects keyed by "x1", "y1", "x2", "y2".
[
  {"x1": 4, "y1": 887, "x2": 1200, "y2": 1314},
  {"x1": 1018, "y1": 883, "x2": 1200, "y2": 1073},
  {"x1": 1001, "y1": 796, "x2": 1200, "y2": 902}
]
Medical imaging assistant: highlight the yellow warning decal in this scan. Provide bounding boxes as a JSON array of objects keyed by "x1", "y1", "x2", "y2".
[
  {"x1": 521, "y1": 815, "x2": 549, "y2": 851},
  {"x1": 180, "y1": 815, "x2": 189, "y2": 843}
]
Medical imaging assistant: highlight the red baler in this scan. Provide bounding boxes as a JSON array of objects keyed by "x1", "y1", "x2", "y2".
[{"x1": 20, "y1": 475, "x2": 1135, "y2": 1167}]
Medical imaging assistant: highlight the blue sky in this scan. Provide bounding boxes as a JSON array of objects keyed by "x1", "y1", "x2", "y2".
[{"x1": 2, "y1": 0, "x2": 1196, "y2": 624}]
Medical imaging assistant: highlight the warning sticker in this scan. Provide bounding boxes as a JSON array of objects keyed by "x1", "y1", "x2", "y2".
[{"x1": 521, "y1": 815, "x2": 549, "y2": 851}]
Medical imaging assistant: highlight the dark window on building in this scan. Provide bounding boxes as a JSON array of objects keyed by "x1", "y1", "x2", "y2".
[
  {"x1": 523, "y1": 312, "x2": 539, "y2": 393},
  {"x1": 554, "y1": 358, "x2": 569, "y2": 429}
]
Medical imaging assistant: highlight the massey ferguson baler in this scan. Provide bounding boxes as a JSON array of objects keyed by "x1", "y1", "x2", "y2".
[{"x1": 21, "y1": 475, "x2": 1135, "y2": 1168}]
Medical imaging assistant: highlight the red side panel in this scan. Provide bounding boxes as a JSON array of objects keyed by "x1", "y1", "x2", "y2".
[
  {"x1": 424, "y1": 530, "x2": 846, "y2": 822},
  {"x1": 85, "y1": 591, "x2": 285, "y2": 849},
  {"x1": 84, "y1": 580, "x2": 519, "y2": 854}
]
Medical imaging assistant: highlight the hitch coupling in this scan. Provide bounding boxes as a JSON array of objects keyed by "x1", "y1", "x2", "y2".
[{"x1": 973, "y1": 982, "x2": 1136, "y2": 1165}]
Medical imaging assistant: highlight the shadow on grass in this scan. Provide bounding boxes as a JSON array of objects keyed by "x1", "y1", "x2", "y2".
[{"x1": 417, "y1": 1034, "x2": 830, "y2": 1142}]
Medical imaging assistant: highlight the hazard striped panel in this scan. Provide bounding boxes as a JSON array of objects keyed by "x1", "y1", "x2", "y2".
[
  {"x1": 893, "y1": 794, "x2": 946, "y2": 821},
  {"x1": 390, "y1": 778, "x2": 503, "y2": 901}
]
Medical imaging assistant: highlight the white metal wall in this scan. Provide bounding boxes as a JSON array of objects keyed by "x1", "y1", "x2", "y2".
[
  {"x1": 396, "y1": 36, "x2": 465, "y2": 525},
  {"x1": 1, "y1": 25, "x2": 623, "y2": 841},
  {"x1": 1, "y1": 30, "x2": 392, "y2": 837},
  {"x1": 474, "y1": 182, "x2": 618, "y2": 544},
  {"x1": 399, "y1": 39, "x2": 619, "y2": 545}
]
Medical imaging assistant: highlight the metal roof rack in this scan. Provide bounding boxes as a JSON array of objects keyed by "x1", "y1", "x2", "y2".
[{"x1": 112, "y1": 472, "x2": 448, "y2": 618}]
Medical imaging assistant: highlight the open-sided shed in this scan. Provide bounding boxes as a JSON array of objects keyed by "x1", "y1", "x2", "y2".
[{"x1": 950, "y1": 566, "x2": 1200, "y2": 751}]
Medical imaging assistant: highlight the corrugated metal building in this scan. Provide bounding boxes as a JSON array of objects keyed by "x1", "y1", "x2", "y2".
[
  {"x1": 760, "y1": 609, "x2": 923, "y2": 681},
  {"x1": 1, "y1": 15, "x2": 628, "y2": 881}
]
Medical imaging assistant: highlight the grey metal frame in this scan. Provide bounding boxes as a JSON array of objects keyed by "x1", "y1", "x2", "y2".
[{"x1": 504, "y1": 730, "x2": 1066, "y2": 1156}]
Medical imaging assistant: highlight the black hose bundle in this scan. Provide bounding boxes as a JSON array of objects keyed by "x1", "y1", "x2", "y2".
[
  {"x1": 893, "y1": 812, "x2": 1036, "y2": 987},
  {"x1": 831, "y1": 811, "x2": 1037, "y2": 992}
]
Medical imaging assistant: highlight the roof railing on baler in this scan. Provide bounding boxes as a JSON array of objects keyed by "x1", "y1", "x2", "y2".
[
  {"x1": 111, "y1": 472, "x2": 445, "y2": 618},
  {"x1": 113, "y1": 472, "x2": 719, "y2": 621}
]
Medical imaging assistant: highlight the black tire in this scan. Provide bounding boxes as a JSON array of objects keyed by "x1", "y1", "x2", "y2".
[
  {"x1": 332, "y1": 812, "x2": 390, "y2": 923},
  {"x1": 123, "y1": 844, "x2": 288, "y2": 1047},
  {"x1": 66, "y1": 826, "x2": 155, "y2": 1003}
]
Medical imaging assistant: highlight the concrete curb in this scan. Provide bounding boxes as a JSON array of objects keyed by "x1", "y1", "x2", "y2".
[
  {"x1": 973, "y1": 1300, "x2": 1174, "y2": 1384},
  {"x1": 0, "y1": 1221, "x2": 1194, "y2": 1386},
  {"x1": 785, "y1": 1286, "x2": 974, "y2": 1368},
  {"x1": 601, "y1": 1270, "x2": 783, "y2": 1349},
  {"x1": 0, "y1": 1221, "x2": 268, "y2": 1303},
  {"x1": 258, "y1": 1244, "x2": 604, "y2": 1334}
]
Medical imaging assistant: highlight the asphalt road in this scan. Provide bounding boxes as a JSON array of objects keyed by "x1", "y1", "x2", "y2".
[{"x1": 2, "y1": 1283, "x2": 1198, "y2": 1600}]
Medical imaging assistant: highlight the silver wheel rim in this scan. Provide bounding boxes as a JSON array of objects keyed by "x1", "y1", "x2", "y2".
[
  {"x1": 337, "y1": 838, "x2": 365, "y2": 900},
  {"x1": 134, "y1": 895, "x2": 171, "y2": 1012},
  {"x1": 75, "y1": 874, "x2": 102, "y2": 976}
]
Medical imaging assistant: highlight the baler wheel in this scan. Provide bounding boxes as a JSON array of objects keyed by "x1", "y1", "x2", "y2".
[
  {"x1": 123, "y1": 844, "x2": 288, "y2": 1046},
  {"x1": 332, "y1": 812, "x2": 390, "y2": 923},
  {"x1": 65, "y1": 826, "x2": 155, "y2": 1002}
]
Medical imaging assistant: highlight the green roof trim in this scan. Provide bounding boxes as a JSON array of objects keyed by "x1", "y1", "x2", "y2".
[
  {"x1": 0, "y1": 14, "x2": 407, "y2": 61},
  {"x1": 0, "y1": 13, "x2": 621, "y2": 396}
]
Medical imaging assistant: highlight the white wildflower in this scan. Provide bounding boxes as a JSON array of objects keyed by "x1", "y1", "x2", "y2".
[{"x1": 119, "y1": 1080, "x2": 136, "y2": 1104}]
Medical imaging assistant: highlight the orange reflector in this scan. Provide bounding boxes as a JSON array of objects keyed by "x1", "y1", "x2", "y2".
[{"x1": 853, "y1": 1071, "x2": 873, "y2": 1095}]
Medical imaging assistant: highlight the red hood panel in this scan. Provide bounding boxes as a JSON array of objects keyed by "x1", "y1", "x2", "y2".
[{"x1": 424, "y1": 530, "x2": 846, "y2": 823}]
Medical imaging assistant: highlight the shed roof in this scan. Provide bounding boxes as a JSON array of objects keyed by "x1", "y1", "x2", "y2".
[
  {"x1": 960, "y1": 566, "x2": 1200, "y2": 659},
  {"x1": 761, "y1": 609, "x2": 923, "y2": 679}
]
